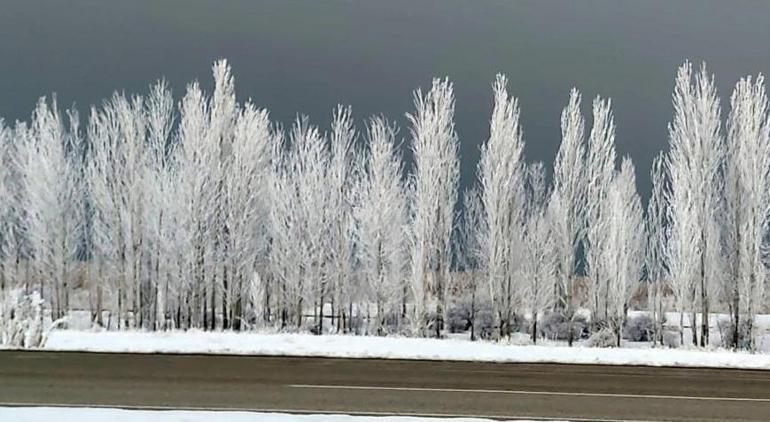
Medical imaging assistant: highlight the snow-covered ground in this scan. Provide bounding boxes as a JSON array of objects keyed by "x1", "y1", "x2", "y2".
[
  {"x1": 42, "y1": 329, "x2": 770, "y2": 370},
  {"x1": 0, "y1": 407, "x2": 553, "y2": 422}
]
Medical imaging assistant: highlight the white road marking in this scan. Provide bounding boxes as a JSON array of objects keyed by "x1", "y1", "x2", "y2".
[{"x1": 288, "y1": 384, "x2": 770, "y2": 403}]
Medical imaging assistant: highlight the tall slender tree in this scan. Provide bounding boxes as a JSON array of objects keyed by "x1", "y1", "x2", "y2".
[
  {"x1": 522, "y1": 162, "x2": 556, "y2": 343},
  {"x1": 455, "y1": 188, "x2": 485, "y2": 341},
  {"x1": 724, "y1": 74, "x2": 770, "y2": 349},
  {"x1": 477, "y1": 74, "x2": 527, "y2": 338},
  {"x1": 23, "y1": 98, "x2": 83, "y2": 320},
  {"x1": 605, "y1": 158, "x2": 645, "y2": 346},
  {"x1": 645, "y1": 153, "x2": 668, "y2": 346},
  {"x1": 584, "y1": 96, "x2": 617, "y2": 327},
  {"x1": 87, "y1": 92, "x2": 149, "y2": 329},
  {"x1": 222, "y1": 101, "x2": 272, "y2": 330},
  {"x1": 666, "y1": 62, "x2": 723, "y2": 346},
  {"x1": 355, "y1": 117, "x2": 407, "y2": 335},
  {"x1": 326, "y1": 106, "x2": 358, "y2": 334},
  {"x1": 552, "y1": 88, "x2": 586, "y2": 346},
  {"x1": 407, "y1": 78, "x2": 459, "y2": 337},
  {"x1": 142, "y1": 80, "x2": 175, "y2": 330}
]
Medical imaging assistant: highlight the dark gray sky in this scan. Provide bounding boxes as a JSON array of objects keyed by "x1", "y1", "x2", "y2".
[{"x1": 2, "y1": 0, "x2": 770, "y2": 197}]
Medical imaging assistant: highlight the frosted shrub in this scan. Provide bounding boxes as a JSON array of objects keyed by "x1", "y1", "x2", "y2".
[
  {"x1": 0, "y1": 289, "x2": 44, "y2": 348},
  {"x1": 446, "y1": 305, "x2": 470, "y2": 333},
  {"x1": 717, "y1": 316, "x2": 752, "y2": 349},
  {"x1": 587, "y1": 327, "x2": 617, "y2": 348},
  {"x1": 623, "y1": 314, "x2": 653, "y2": 342},
  {"x1": 663, "y1": 330, "x2": 681, "y2": 348},
  {"x1": 539, "y1": 312, "x2": 587, "y2": 340}
]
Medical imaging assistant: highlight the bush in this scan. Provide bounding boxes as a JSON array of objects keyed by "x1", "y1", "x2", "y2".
[
  {"x1": 508, "y1": 332, "x2": 533, "y2": 345},
  {"x1": 623, "y1": 314, "x2": 653, "y2": 342},
  {"x1": 380, "y1": 310, "x2": 404, "y2": 335},
  {"x1": 511, "y1": 313, "x2": 529, "y2": 334},
  {"x1": 663, "y1": 330, "x2": 680, "y2": 348},
  {"x1": 538, "y1": 312, "x2": 563, "y2": 339},
  {"x1": 446, "y1": 298, "x2": 495, "y2": 340},
  {"x1": 587, "y1": 327, "x2": 617, "y2": 348},
  {"x1": 475, "y1": 307, "x2": 494, "y2": 338},
  {"x1": 717, "y1": 316, "x2": 753, "y2": 349},
  {"x1": 446, "y1": 306, "x2": 471, "y2": 333},
  {"x1": 0, "y1": 289, "x2": 44, "y2": 348},
  {"x1": 573, "y1": 314, "x2": 590, "y2": 339},
  {"x1": 538, "y1": 312, "x2": 588, "y2": 341}
]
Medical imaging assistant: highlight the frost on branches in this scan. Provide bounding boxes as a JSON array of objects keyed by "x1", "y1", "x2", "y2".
[{"x1": 1, "y1": 59, "x2": 770, "y2": 351}]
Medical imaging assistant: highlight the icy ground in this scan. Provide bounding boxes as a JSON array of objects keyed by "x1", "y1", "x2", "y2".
[
  {"x1": 42, "y1": 329, "x2": 770, "y2": 370},
  {"x1": 0, "y1": 407, "x2": 554, "y2": 422}
]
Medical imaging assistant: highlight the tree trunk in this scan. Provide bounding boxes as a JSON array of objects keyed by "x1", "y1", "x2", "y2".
[
  {"x1": 402, "y1": 285, "x2": 407, "y2": 319},
  {"x1": 656, "y1": 288, "x2": 664, "y2": 346},
  {"x1": 318, "y1": 293, "x2": 325, "y2": 335},
  {"x1": 233, "y1": 270, "x2": 240, "y2": 328},
  {"x1": 470, "y1": 288, "x2": 476, "y2": 341},
  {"x1": 747, "y1": 271, "x2": 757, "y2": 350},
  {"x1": 297, "y1": 297, "x2": 303, "y2": 329},
  {"x1": 117, "y1": 287, "x2": 122, "y2": 330},
  {"x1": 700, "y1": 252, "x2": 709, "y2": 347},
  {"x1": 348, "y1": 301, "x2": 354, "y2": 334},
  {"x1": 691, "y1": 311, "x2": 698, "y2": 346},
  {"x1": 732, "y1": 287, "x2": 740, "y2": 349},
  {"x1": 566, "y1": 275, "x2": 574, "y2": 347},
  {"x1": 210, "y1": 273, "x2": 217, "y2": 330},
  {"x1": 222, "y1": 266, "x2": 229, "y2": 330}
]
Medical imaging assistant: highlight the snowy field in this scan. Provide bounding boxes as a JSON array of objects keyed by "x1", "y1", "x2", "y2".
[
  {"x1": 42, "y1": 329, "x2": 770, "y2": 370},
  {"x1": 0, "y1": 407, "x2": 553, "y2": 422}
]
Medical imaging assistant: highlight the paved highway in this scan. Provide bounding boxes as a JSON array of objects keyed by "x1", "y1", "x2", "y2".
[{"x1": 1, "y1": 350, "x2": 770, "y2": 421}]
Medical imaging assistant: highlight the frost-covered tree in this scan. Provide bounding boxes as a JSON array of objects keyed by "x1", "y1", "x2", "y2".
[
  {"x1": 724, "y1": 74, "x2": 770, "y2": 349},
  {"x1": 0, "y1": 121, "x2": 16, "y2": 292},
  {"x1": 87, "y1": 93, "x2": 144, "y2": 329},
  {"x1": 645, "y1": 153, "x2": 668, "y2": 346},
  {"x1": 173, "y1": 79, "x2": 218, "y2": 329},
  {"x1": 583, "y1": 96, "x2": 617, "y2": 326},
  {"x1": 522, "y1": 162, "x2": 555, "y2": 343},
  {"x1": 326, "y1": 106, "x2": 358, "y2": 334},
  {"x1": 207, "y1": 60, "x2": 240, "y2": 331},
  {"x1": 274, "y1": 118, "x2": 329, "y2": 329},
  {"x1": 221, "y1": 100, "x2": 272, "y2": 330},
  {"x1": 408, "y1": 78, "x2": 459, "y2": 337},
  {"x1": 355, "y1": 117, "x2": 407, "y2": 335},
  {"x1": 477, "y1": 74, "x2": 527, "y2": 338},
  {"x1": 0, "y1": 122, "x2": 31, "y2": 295},
  {"x1": 86, "y1": 78, "x2": 189, "y2": 330},
  {"x1": 665, "y1": 155, "x2": 698, "y2": 347},
  {"x1": 141, "y1": 80, "x2": 175, "y2": 330},
  {"x1": 551, "y1": 88, "x2": 586, "y2": 346},
  {"x1": 455, "y1": 187, "x2": 485, "y2": 341},
  {"x1": 264, "y1": 129, "x2": 295, "y2": 328},
  {"x1": 22, "y1": 97, "x2": 83, "y2": 320},
  {"x1": 666, "y1": 62, "x2": 723, "y2": 346},
  {"x1": 605, "y1": 159, "x2": 645, "y2": 346}
]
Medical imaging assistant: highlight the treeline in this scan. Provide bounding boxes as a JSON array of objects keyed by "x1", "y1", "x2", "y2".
[{"x1": 0, "y1": 60, "x2": 768, "y2": 349}]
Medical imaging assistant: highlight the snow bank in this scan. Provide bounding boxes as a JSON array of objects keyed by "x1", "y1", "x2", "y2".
[
  {"x1": 43, "y1": 329, "x2": 770, "y2": 370},
  {"x1": 0, "y1": 407, "x2": 547, "y2": 422}
]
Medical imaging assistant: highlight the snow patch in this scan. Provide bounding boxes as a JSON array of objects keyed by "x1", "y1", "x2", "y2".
[
  {"x1": 43, "y1": 330, "x2": 770, "y2": 370},
  {"x1": 0, "y1": 407, "x2": 552, "y2": 422}
]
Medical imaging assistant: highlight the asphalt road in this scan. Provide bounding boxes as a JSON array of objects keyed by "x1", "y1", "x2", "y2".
[{"x1": 1, "y1": 351, "x2": 770, "y2": 421}]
